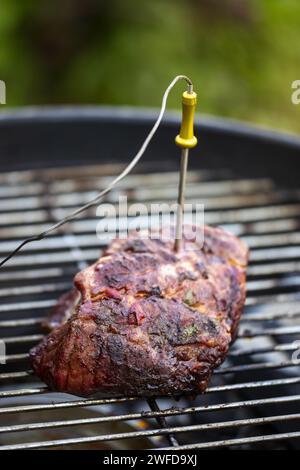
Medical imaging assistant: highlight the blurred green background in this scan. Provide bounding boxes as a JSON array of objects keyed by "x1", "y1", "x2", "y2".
[{"x1": 0, "y1": 0, "x2": 299, "y2": 133}]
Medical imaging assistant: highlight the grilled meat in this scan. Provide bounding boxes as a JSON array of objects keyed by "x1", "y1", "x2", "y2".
[{"x1": 30, "y1": 225, "x2": 248, "y2": 397}]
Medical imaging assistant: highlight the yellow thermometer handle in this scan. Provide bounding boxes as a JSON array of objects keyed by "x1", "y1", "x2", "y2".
[{"x1": 175, "y1": 91, "x2": 197, "y2": 149}]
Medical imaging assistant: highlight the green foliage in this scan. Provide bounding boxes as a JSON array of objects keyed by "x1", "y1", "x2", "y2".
[{"x1": 0, "y1": 0, "x2": 299, "y2": 133}]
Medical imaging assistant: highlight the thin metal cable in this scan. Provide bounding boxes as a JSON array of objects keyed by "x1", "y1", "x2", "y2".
[{"x1": 0, "y1": 75, "x2": 193, "y2": 269}]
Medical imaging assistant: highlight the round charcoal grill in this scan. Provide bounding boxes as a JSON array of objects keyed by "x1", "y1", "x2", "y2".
[{"x1": 0, "y1": 107, "x2": 300, "y2": 450}]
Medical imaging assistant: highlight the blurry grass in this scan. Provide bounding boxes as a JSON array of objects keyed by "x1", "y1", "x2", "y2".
[{"x1": 0, "y1": 0, "x2": 299, "y2": 133}]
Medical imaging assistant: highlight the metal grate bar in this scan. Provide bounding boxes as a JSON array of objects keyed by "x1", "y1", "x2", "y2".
[
  {"x1": 0, "y1": 387, "x2": 48, "y2": 398},
  {"x1": 0, "y1": 397, "x2": 139, "y2": 416},
  {"x1": 2, "y1": 376, "x2": 299, "y2": 401},
  {"x1": 1, "y1": 304, "x2": 299, "y2": 327},
  {"x1": 241, "y1": 309, "x2": 300, "y2": 321},
  {"x1": 229, "y1": 342, "x2": 299, "y2": 357},
  {"x1": 1, "y1": 394, "x2": 300, "y2": 419},
  {"x1": 0, "y1": 319, "x2": 44, "y2": 328},
  {"x1": 2, "y1": 412, "x2": 298, "y2": 437},
  {"x1": 160, "y1": 431, "x2": 300, "y2": 450},
  {"x1": 0, "y1": 260, "x2": 298, "y2": 283},
  {"x1": 238, "y1": 325, "x2": 300, "y2": 338},
  {"x1": 2, "y1": 222, "x2": 300, "y2": 252},
  {"x1": 1, "y1": 246, "x2": 300, "y2": 272},
  {"x1": 2, "y1": 185, "x2": 287, "y2": 216},
  {"x1": 2, "y1": 217, "x2": 300, "y2": 242},
  {"x1": 0, "y1": 168, "x2": 227, "y2": 191},
  {"x1": 0, "y1": 300, "x2": 55, "y2": 313},
  {"x1": 0, "y1": 335, "x2": 44, "y2": 344},
  {"x1": 0, "y1": 371, "x2": 32, "y2": 380},
  {"x1": 0, "y1": 283, "x2": 70, "y2": 298},
  {"x1": 215, "y1": 360, "x2": 300, "y2": 375},
  {"x1": 0, "y1": 309, "x2": 298, "y2": 330},
  {"x1": 4, "y1": 353, "x2": 31, "y2": 363},
  {"x1": 2, "y1": 376, "x2": 300, "y2": 399},
  {"x1": 1, "y1": 413, "x2": 300, "y2": 450},
  {"x1": 0, "y1": 175, "x2": 275, "y2": 202},
  {"x1": 1, "y1": 202, "x2": 299, "y2": 232}
]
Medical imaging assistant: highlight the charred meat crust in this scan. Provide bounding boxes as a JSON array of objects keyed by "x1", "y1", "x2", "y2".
[{"x1": 30, "y1": 225, "x2": 248, "y2": 397}]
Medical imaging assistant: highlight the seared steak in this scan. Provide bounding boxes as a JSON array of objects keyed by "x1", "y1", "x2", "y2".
[{"x1": 30, "y1": 225, "x2": 248, "y2": 397}]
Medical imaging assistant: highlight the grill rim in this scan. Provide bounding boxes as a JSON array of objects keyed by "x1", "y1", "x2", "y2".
[
  {"x1": 0, "y1": 105, "x2": 300, "y2": 148},
  {"x1": 0, "y1": 106, "x2": 300, "y2": 189}
]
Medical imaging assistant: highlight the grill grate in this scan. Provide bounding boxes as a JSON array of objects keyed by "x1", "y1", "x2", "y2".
[{"x1": 1, "y1": 161, "x2": 300, "y2": 450}]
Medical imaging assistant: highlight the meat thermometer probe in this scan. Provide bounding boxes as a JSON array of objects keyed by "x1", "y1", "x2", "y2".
[
  {"x1": 0, "y1": 75, "x2": 197, "y2": 268},
  {"x1": 175, "y1": 85, "x2": 198, "y2": 252}
]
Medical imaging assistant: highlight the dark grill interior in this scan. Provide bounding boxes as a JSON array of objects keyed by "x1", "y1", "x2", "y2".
[{"x1": 0, "y1": 109, "x2": 300, "y2": 450}]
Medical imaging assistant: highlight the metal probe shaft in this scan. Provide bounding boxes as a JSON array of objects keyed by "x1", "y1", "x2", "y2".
[
  {"x1": 175, "y1": 148, "x2": 189, "y2": 252},
  {"x1": 174, "y1": 82, "x2": 197, "y2": 253}
]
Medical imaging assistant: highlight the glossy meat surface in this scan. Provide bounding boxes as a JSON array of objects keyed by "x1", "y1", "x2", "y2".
[{"x1": 30, "y1": 226, "x2": 248, "y2": 397}]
